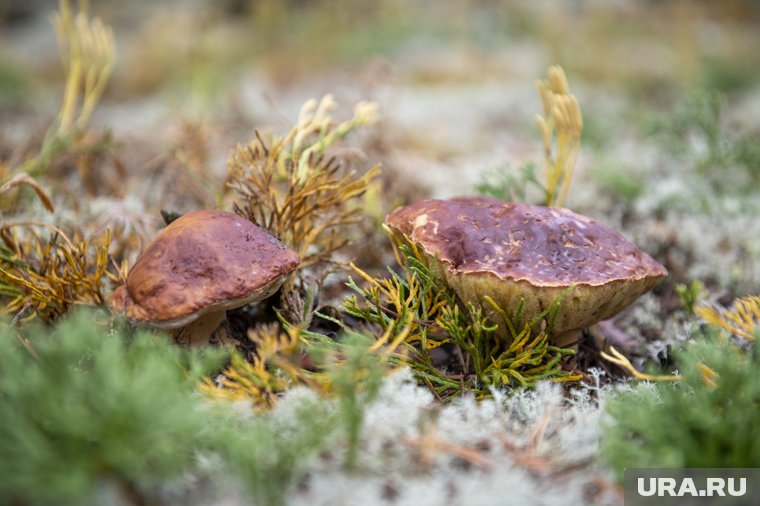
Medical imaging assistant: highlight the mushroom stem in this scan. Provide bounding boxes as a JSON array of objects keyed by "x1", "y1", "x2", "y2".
[
  {"x1": 552, "y1": 329, "x2": 582, "y2": 349},
  {"x1": 174, "y1": 310, "x2": 226, "y2": 347}
]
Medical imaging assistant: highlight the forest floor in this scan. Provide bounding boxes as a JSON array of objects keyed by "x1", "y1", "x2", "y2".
[{"x1": 1, "y1": 1, "x2": 760, "y2": 505}]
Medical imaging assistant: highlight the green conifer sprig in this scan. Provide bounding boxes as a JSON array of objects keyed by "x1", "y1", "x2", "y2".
[
  {"x1": 603, "y1": 330, "x2": 760, "y2": 475},
  {"x1": 0, "y1": 310, "x2": 337, "y2": 506},
  {"x1": 343, "y1": 229, "x2": 581, "y2": 400},
  {"x1": 0, "y1": 223, "x2": 113, "y2": 322}
]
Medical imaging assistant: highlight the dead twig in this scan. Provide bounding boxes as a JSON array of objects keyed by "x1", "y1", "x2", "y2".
[{"x1": 0, "y1": 173, "x2": 55, "y2": 212}]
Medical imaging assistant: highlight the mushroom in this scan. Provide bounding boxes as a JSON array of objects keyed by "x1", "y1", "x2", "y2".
[
  {"x1": 108, "y1": 210, "x2": 299, "y2": 345},
  {"x1": 386, "y1": 196, "x2": 667, "y2": 346}
]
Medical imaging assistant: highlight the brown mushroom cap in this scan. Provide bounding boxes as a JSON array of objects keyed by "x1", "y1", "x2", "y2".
[
  {"x1": 386, "y1": 196, "x2": 667, "y2": 338},
  {"x1": 108, "y1": 210, "x2": 299, "y2": 329}
]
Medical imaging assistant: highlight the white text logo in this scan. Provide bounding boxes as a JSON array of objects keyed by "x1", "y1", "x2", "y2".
[{"x1": 637, "y1": 477, "x2": 746, "y2": 497}]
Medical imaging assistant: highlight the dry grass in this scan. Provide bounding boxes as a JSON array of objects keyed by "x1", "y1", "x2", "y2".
[
  {"x1": 0, "y1": 222, "x2": 114, "y2": 322},
  {"x1": 227, "y1": 95, "x2": 381, "y2": 294}
]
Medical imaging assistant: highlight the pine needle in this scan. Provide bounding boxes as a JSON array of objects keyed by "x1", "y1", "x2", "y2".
[
  {"x1": 600, "y1": 346, "x2": 680, "y2": 382},
  {"x1": 696, "y1": 295, "x2": 760, "y2": 341},
  {"x1": 0, "y1": 223, "x2": 112, "y2": 322},
  {"x1": 227, "y1": 95, "x2": 381, "y2": 295},
  {"x1": 344, "y1": 229, "x2": 580, "y2": 400}
]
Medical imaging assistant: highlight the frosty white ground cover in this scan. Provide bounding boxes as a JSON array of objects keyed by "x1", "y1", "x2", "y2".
[{"x1": 259, "y1": 369, "x2": 621, "y2": 506}]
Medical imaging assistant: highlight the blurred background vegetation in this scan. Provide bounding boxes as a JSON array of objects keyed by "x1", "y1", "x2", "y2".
[
  {"x1": 1, "y1": 0, "x2": 758, "y2": 318},
  {"x1": 2, "y1": 3, "x2": 760, "y2": 504},
  {"x1": 2, "y1": 0, "x2": 758, "y2": 206},
  {"x1": 2, "y1": 0, "x2": 759, "y2": 312},
  {"x1": 2, "y1": 0, "x2": 758, "y2": 115}
]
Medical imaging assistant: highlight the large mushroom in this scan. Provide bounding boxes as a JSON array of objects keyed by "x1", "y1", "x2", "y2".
[
  {"x1": 108, "y1": 210, "x2": 299, "y2": 345},
  {"x1": 386, "y1": 196, "x2": 667, "y2": 346}
]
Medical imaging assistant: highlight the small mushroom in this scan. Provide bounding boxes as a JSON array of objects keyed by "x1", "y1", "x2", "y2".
[
  {"x1": 386, "y1": 196, "x2": 667, "y2": 346},
  {"x1": 108, "y1": 210, "x2": 299, "y2": 345}
]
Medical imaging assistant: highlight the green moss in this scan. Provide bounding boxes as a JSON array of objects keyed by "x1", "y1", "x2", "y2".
[
  {"x1": 602, "y1": 332, "x2": 760, "y2": 478},
  {"x1": 0, "y1": 310, "x2": 224, "y2": 503},
  {"x1": 0, "y1": 310, "x2": 337, "y2": 505}
]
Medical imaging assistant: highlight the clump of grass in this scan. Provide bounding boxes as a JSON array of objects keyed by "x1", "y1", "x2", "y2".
[
  {"x1": 342, "y1": 228, "x2": 581, "y2": 401},
  {"x1": 13, "y1": 0, "x2": 115, "y2": 180},
  {"x1": 0, "y1": 222, "x2": 115, "y2": 322},
  {"x1": 227, "y1": 95, "x2": 381, "y2": 299},
  {"x1": 0, "y1": 2, "x2": 122, "y2": 324}
]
